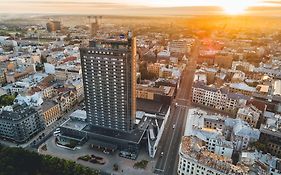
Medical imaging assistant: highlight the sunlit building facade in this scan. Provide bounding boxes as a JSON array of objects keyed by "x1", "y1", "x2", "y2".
[{"x1": 80, "y1": 34, "x2": 136, "y2": 132}]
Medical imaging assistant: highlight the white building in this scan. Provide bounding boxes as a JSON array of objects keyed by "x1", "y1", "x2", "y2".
[
  {"x1": 193, "y1": 71, "x2": 207, "y2": 84},
  {"x1": 14, "y1": 93, "x2": 43, "y2": 107},
  {"x1": 225, "y1": 118, "x2": 260, "y2": 151},
  {"x1": 178, "y1": 136, "x2": 248, "y2": 175},
  {"x1": 229, "y1": 82, "x2": 256, "y2": 96},
  {"x1": 232, "y1": 61, "x2": 255, "y2": 72},
  {"x1": 273, "y1": 80, "x2": 281, "y2": 96},
  {"x1": 168, "y1": 39, "x2": 193, "y2": 54},
  {"x1": 208, "y1": 137, "x2": 234, "y2": 159},
  {"x1": 3, "y1": 81, "x2": 30, "y2": 94},
  {"x1": 186, "y1": 108, "x2": 260, "y2": 152},
  {"x1": 240, "y1": 150, "x2": 281, "y2": 175},
  {"x1": 192, "y1": 82, "x2": 248, "y2": 113},
  {"x1": 157, "y1": 50, "x2": 170, "y2": 58},
  {"x1": 236, "y1": 105, "x2": 262, "y2": 128}
]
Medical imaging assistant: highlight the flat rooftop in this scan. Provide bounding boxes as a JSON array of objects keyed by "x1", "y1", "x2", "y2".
[
  {"x1": 61, "y1": 119, "x2": 88, "y2": 131},
  {"x1": 136, "y1": 99, "x2": 170, "y2": 115},
  {"x1": 82, "y1": 124, "x2": 146, "y2": 144},
  {"x1": 70, "y1": 110, "x2": 87, "y2": 121},
  {"x1": 137, "y1": 85, "x2": 175, "y2": 97}
]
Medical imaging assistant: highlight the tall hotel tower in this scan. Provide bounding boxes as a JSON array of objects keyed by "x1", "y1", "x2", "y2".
[{"x1": 80, "y1": 33, "x2": 136, "y2": 132}]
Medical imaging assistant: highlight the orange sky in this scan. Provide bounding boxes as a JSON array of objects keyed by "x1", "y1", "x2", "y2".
[{"x1": 0, "y1": 0, "x2": 280, "y2": 16}]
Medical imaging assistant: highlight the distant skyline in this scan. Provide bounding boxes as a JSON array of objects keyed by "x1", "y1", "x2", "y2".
[{"x1": 0, "y1": 0, "x2": 281, "y2": 16}]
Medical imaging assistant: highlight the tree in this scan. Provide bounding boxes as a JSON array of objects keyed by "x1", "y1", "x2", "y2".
[
  {"x1": 133, "y1": 160, "x2": 149, "y2": 169},
  {"x1": 0, "y1": 94, "x2": 16, "y2": 107},
  {"x1": 0, "y1": 146, "x2": 100, "y2": 175}
]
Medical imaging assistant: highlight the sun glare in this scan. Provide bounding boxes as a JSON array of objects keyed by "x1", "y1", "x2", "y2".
[
  {"x1": 223, "y1": 6, "x2": 246, "y2": 15},
  {"x1": 218, "y1": 0, "x2": 258, "y2": 15}
]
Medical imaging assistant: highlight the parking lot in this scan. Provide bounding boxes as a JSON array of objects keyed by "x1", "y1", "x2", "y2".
[{"x1": 39, "y1": 136, "x2": 157, "y2": 175}]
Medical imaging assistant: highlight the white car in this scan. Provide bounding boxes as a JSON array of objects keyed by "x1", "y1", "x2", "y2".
[
  {"x1": 53, "y1": 130, "x2": 60, "y2": 137},
  {"x1": 173, "y1": 124, "x2": 176, "y2": 129}
]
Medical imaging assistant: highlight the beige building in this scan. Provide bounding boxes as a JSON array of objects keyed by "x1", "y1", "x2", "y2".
[
  {"x1": 136, "y1": 85, "x2": 175, "y2": 104},
  {"x1": 256, "y1": 84, "x2": 269, "y2": 96},
  {"x1": 136, "y1": 87, "x2": 154, "y2": 100},
  {"x1": 41, "y1": 100, "x2": 61, "y2": 126},
  {"x1": 147, "y1": 63, "x2": 161, "y2": 76},
  {"x1": 56, "y1": 89, "x2": 77, "y2": 113}
]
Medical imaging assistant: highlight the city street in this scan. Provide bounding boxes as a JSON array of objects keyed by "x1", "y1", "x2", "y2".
[{"x1": 154, "y1": 40, "x2": 199, "y2": 175}]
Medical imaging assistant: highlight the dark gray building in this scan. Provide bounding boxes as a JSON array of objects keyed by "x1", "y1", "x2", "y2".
[
  {"x1": 0, "y1": 104, "x2": 45, "y2": 143},
  {"x1": 80, "y1": 33, "x2": 136, "y2": 132}
]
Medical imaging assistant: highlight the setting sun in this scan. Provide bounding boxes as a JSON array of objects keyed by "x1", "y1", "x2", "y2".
[
  {"x1": 223, "y1": 6, "x2": 247, "y2": 15},
  {"x1": 218, "y1": 0, "x2": 259, "y2": 15}
]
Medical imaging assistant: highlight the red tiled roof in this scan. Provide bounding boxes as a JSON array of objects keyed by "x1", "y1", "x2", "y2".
[{"x1": 61, "y1": 56, "x2": 77, "y2": 63}]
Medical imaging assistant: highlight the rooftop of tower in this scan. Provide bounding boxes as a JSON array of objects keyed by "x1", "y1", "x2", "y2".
[{"x1": 86, "y1": 32, "x2": 134, "y2": 48}]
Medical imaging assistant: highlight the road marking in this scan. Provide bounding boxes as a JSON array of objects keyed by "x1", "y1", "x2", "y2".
[
  {"x1": 162, "y1": 107, "x2": 183, "y2": 173},
  {"x1": 155, "y1": 168, "x2": 164, "y2": 172}
]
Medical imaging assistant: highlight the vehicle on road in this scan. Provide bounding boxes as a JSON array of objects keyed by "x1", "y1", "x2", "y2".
[
  {"x1": 175, "y1": 102, "x2": 178, "y2": 106},
  {"x1": 161, "y1": 152, "x2": 164, "y2": 156},
  {"x1": 103, "y1": 150, "x2": 110, "y2": 154},
  {"x1": 173, "y1": 124, "x2": 176, "y2": 129},
  {"x1": 53, "y1": 131, "x2": 60, "y2": 137}
]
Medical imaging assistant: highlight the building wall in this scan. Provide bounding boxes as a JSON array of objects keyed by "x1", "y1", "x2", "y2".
[
  {"x1": 178, "y1": 153, "x2": 226, "y2": 175},
  {"x1": 259, "y1": 128, "x2": 281, "y2": 157},
  {"x1": 214, "y1": 55, "x2": 233, "y2": 69},
  {"x1": 58, "y1": 91, "x2": 77, "y2": 113},
  {"x1": 136, "y1": 90, "x2": 154, "y2": 100},
  {"x1": 160, "y1": 69, "x2": 173, "y2": 79},
  {"x1": 43, "y1": 104, "x2": 61, "y2": 126},
  {"x1": 147, "y1": 107, "x2": 170, "y2": 158},
  {"x1": 236, "y1": 113, "x2": 259, "y2": 128},
  {"x1": 147, "y1": 63, "x2": 160, "y2": 76},
  {"x1": 80, "y1": 37, "x2": 136, "y2": 132},
  {"x1": 43, "y1": 86, "x2": 54, "y2": 99},
  {"x1": 192, "y1": 87, "x2": 239, "y2": 114},
  {"x1": 231, "y1": 134, "x2": 251, "y2": 151},
  {"x1": 0, "y1": 106, "x2": 45, "y2": 143},
  {"x1": 204, "y1": 119, "x2": 225, "y2": 130},
  {"x1": 214, "y1": 145, "x2": 233, "y2": 159},
  {"x1": 169, "y1": 40, "x2": 190, "y2": 54},
  {"x1": 6, "y1": 74, "x2": 15, "y2": 83},
  {"x1": 229, "y1": 87, "x2": 253, "y2": 96}
]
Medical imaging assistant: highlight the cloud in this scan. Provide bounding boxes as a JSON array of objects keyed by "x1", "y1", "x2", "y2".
[{"x1": 263, "y1": 0, "x2": 281, "y2": 4}]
